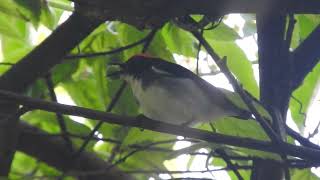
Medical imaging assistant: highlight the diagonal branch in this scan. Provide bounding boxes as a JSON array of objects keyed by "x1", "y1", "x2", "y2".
[
  {"x1": 291, "y1": 24, "x2": 320, "y2": 90},
  {"x1": 45, "y1": 74, "x2": 74, "y2": 152},
  {"x1": 215, "y1": 149, "x2": 244, "y2": 180},
  {"x1": 0, "y1": 12, "x2": 102, "y2": 175},
  {"x1": 190, "y1": 30, "x2": 281, "y2": 144}
]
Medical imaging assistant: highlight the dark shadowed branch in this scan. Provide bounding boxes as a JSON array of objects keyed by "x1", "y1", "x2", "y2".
[
  {"x1": 292, "y1": 24, "x2": 320, "y2": 90},
  {"x1": 0, "y1": 90, "x2": 320, "y2": 162},
  {"x1": 45, "y1": 74, "x2": 74, "y2": 152},
  {"x1": 17, "y1": 122, "x2": 134, "y2": 180}
]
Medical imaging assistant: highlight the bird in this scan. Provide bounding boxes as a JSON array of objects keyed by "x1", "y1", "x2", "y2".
[{"x1": 107, "y1": 55, "x2": 252, "y2": 126}]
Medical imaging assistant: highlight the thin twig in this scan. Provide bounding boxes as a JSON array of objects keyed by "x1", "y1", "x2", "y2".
[
  {"x1": 308, "y1": 120, "x2": 320, "y2": 139},
  {"x1": 286, "y1": 126, "x2": 320, "y2": 150},
  {"x1": 73, "y1": 81, "x2": 127, "y2": 158},
  {"x1": 21, "y1": 129, "x2": 178, "y2": 152},
  {"x1": 105, "y1": 139, "x2": 186, "y2": 171},
  {"x1": 45, "y1": 74, "x2": 73, "y2": 152},
  {"x1": 65, "y1": 29, "x2": 158, "y2": 60},
  {"x1": 0, "y1": 62, "x2": 15, "y2": 66},
  {"x1": 64, "y1": 165, "x2": 252, "y2": 177},
  {"x1": 176, "y1": 16, "x2": 280, "y2": 143},
  {"x1": 142, "y1": 28, "x2": 158, "y2": 53},
  {"x1": 191, "y1": 29, "x2": 281, "y2": 144},
  {"x1": 215, "y1": 149, "x2": 244, "y2": 180},
  {"x1": 196, "y1": 29, "x2": 204, "y2": 75},
  {"x1": 291, "y1": 95, "x2": 307, "y2": 126},
  {"x1": 205, "y1": 150, "x2": 215, "y2": 177},
  {"x1": 285, "y1": 14, "x2": 296, "y2": 50}
]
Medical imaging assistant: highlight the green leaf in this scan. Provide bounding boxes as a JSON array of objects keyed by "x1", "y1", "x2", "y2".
[
  {"x1": 211, "y1": 118, "x2": 268, "y2": 141},
  {"x1": 107, "y1": 81, "x2": 138, "y2": 114},
  {"x1": 1, "y1": 37, "x2": 33, "y2": 62},
  {"x1": 204, "y1": 23, "x2": 240, "y2": 41},
  {"x1": 25, "y1": 79, "x2": 47, "y2": 98},
  {"x1": 145, "y1": 31, "x2": 174, "y2": 60},
  {"x1": 0, "y1": 12, "x2": 28, "y2": 39},
  {"x1": 92, "y1": 58, "x2": 109, "y2": 106},
  {"x1": 229, "y1": 170, "x2": 251, "y2": 180},
  {"x1": 290, "y1": 18, "x2": 301, "y2": 49},
  {"x1": 51, "y1": 60, "x2": 79, "y2": 85},
  {"x1": 291, "y1": 169, "x2": 319, "y2": 180},
  {"x1": 11, "y1": 152, "x2": 37, "y2": 174},
  {"x1": 199, "y1": 117, "x2": 278, "y2": 159},
  {"x1": 39, "y1": 2, "x2": 56, "y2": 29},
  {"x1": 206, "y1": 40, "x2": 259, "y2": 97},
  {"x1": 297, "y1": 15, "x2": 320, "y2": 40},
  {"x1": 117, "y1": 23, "x2": 146, "y2": 59},
  {"x1": 22, "y1": 110, "x2": 60, "y2": 133},
  {"x1": 14, "y1": 0, "x2": 42, "y2": 27},
  {"x1": 290, "y1": 62, "x2": 320, "y2": 129},
  {"x1": 161, "y1": 23, "x2": 197, "y2": 57},
  {"x1": 62, "y1": 78, "x2": 106, "y2": 111},
  {"x1": 36, "y1": 163, "x2": 61, "y2": 177},
  {"x1": 65, "y1": 118, "x2": 91, "y2": 135},
  {"x1": 0, "y1": 0, "x2": 30, "y2": 21},
  {"x1": 47, "y1": 0, "x2": 73, "y2": 12},
  {"x1": 23, "y1": 110, "x2": 93, "y2": 149},
  {"x1": 122, "y1": 128, "x2": 174, "y2": 146},
  {"x1": 119, "y1": 150, "x2": 168, "y2": 180}
]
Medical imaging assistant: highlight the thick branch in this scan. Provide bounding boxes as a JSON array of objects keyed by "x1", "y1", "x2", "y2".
[
  {"x1": 256, "y1": 11, "x2": 288, "y2": 180},
  {"x1": 292, "y1": 24, "x2": 320, "y2": 90},
  {"x1": 0, "y1": 11, "x2": 101, "y2": 175},
  {"x1": 0, "y1": 12, "x2": 101, "y2": 92},
  {"x1": 77, "y1": 0, "x2": 320, "y2": 21},
  {"x1": 1, "y1": 90, "x2": 320, "y2": 162},
  {"x1": 17, "y1": 122, "x2": 134, "y2": 180}
]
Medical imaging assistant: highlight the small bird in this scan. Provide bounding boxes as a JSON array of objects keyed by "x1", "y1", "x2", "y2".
[{"x1": 108, "y1": 55, "x2": 252, "y2": 126}]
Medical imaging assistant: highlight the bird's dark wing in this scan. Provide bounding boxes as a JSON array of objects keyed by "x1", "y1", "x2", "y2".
[
  {"x1": 149, "y1": 58, "x2": 198, "y2": 79},
  {"x1": 147, "y1": 57, "x2": 251, "y2": 118}
]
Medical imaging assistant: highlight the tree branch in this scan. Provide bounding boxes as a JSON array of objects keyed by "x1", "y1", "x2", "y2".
[
  {"x1": 1, "y1": 90, "x2": 320, "y2": 162},
  {"x1": 215, "y1": 149, "x2": 244, "y2": 180},
  {"x1": 45, "y1": 74, "x2": 74, "y2": 152},
  {"x1": 17, "y1": 122, "x2": 134, "y2": 180},
  {"x1": 292, "y1": 24, "x2": 320, "y2": 90},
  {"x1": 0, "y1": 12, "x2": 102, "y2": 175},
  {"x1": 76, "y1": 0, "x2": 320, "y2": 20},
  {"x1": 190, "y1": 29, "x2": 281, "y2": 143},
  {"x1": 64, "y1": 28, "x2": 158, "y2": 60},
  {"x1": 255, "y1": 11, "x2": 288, "y2": 180}
]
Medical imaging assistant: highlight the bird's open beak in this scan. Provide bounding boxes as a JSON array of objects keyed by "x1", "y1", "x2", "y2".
[{"x1": 107, "y1": 62, "x2": 125, "y2": 79}]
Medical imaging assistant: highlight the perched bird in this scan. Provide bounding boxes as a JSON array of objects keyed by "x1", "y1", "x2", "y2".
[{"x1": 108, "y1": 55, "x2": 252, "y2": 125}]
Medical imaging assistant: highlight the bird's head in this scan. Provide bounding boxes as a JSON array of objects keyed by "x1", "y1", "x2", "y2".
[
  {"x1": 107, "y1": 55, "x2": 156, "y2": 79},
  {"x1": 108, "y1": 54, "x2": 181, "y2": 81}
]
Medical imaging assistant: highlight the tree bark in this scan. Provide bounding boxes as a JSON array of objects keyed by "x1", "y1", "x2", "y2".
[{"x1": 255, "y1": 7, "x2": 288, "y2": 180}]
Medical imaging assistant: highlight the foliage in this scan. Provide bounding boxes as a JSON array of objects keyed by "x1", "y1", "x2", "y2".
[{"x1": 0, "y1": 1, "x2": 319, "y2": 179}]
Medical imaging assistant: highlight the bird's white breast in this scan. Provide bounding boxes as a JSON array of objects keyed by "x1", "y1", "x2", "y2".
[{"x1": 124, "y1": 75, "x2": 230, "y2": 125}]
